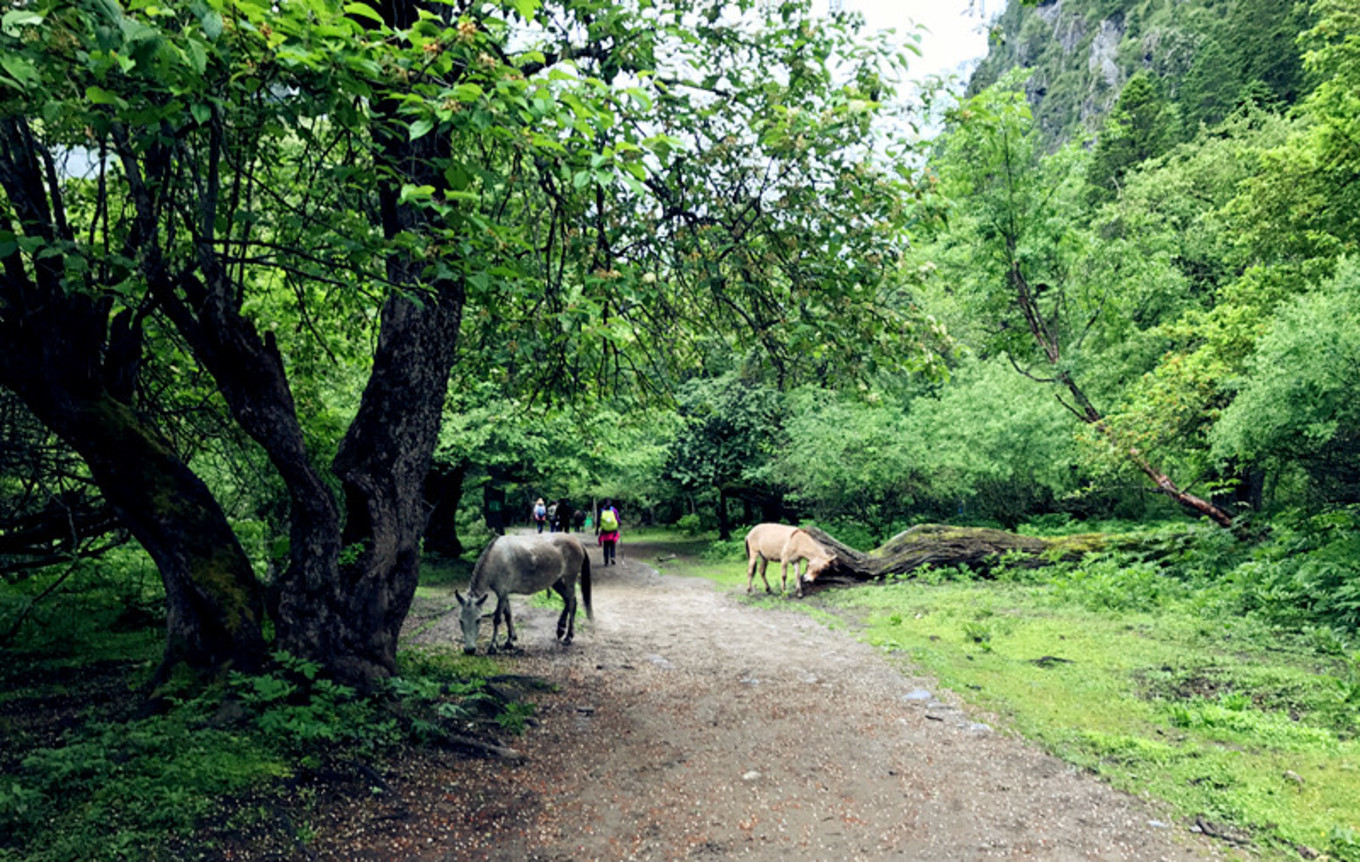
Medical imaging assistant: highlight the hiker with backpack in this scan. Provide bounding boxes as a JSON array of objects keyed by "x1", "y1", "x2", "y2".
[
  {"x1": 597, "y1": 500, "x2": 621, "y2": 565},
  {"x1": 554, "y1": 498, "x2": 573, "y2": 534},
  {"x1": 532, "y1": 497, "x2": 547, "y2": 533}
]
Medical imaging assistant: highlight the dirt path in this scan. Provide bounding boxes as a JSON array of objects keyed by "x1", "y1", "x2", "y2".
[{"x1": 348, "y1": 537, "x2": 1223, "y2": 861}]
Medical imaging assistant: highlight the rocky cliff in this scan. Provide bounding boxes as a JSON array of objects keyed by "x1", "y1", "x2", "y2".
[{"x1": 967, "y1": 0, "x2": 1312, "y2": 148}]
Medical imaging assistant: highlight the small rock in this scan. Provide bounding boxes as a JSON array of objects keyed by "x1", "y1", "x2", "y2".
[
  {"x1": 740, "y1": 676, "x2": 760, "y2": 686},
  {"x1": 926, "y1": 700, "x2": 955, "y2": 711},
  {"x1": 1147, "y1": 820, "x2": 1170, "y2": 829},
  {"x1": 902, "y1": 688, "x2": 933, "y2": 702},
  {"x1": 967, "y1": 722, "x2": 992, "y2": 734},
  {"x1": 646, "y1": 654, "x2": 673, "y2": 669},
  {"x1": 742, "y1": 771, "x2": 761, "y2": 782},
  {"x1": 1284, "y1": 770, "x2": 1304, "y2": 787}
]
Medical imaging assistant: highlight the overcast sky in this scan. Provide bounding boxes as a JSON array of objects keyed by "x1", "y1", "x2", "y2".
[{"x1": 820, "y1": 0, "x2": 995, "y2": 87}]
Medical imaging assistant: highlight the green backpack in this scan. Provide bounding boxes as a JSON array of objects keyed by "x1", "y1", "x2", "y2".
[{"x1": 599, "y1": 508, "x2": 619, "y2": 531}]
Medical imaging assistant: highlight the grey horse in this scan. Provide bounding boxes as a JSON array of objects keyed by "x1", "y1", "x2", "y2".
[{"x1": 456, "y1": 533, "x2": 593, "y2": 654}]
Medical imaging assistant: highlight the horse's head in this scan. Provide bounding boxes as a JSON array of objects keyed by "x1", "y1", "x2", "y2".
[
  {"x1": 802, "y1": 552, "x2": 835, "y2": 587},
  {"x1": 455, "y1": 590, "x2": 489, "y2": 654}
]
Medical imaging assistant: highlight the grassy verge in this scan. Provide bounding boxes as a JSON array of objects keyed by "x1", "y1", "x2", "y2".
[{"x1": 652, "y1": 533, "x2": 1360, "y2": 862}]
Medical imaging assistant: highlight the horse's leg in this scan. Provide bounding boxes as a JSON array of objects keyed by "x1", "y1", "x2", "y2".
[
  {"x1": 759, "y1": 555, "x2": 773, "y2": 593},
  {"x1": 502, "y1": 595, "x2": 516, "y2": 647},
  {"x1": 746, "y1": 551, "x2": 758, "y2": 593},
  {"x1": 488, "y1": 594, "x2": 504, "y2": 653},
  {"x1": 794, "y1": 558, "x2": 806, "y2": 598},
  {"x1": 554, "y1": 580, "x2": 576, "y2": 645}
]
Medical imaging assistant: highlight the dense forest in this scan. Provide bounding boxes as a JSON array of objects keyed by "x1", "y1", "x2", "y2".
[{"x1": 2, "y1": 0, "x2": 1359, "y2": 857}]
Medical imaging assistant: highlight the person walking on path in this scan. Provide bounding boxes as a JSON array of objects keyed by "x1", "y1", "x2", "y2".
[
  {"x1": 596, "y1": 500, "x2": 621, "y2": 565},
  {"x1": 532, "y1": 498, "x2": 548, "y2": 533}
]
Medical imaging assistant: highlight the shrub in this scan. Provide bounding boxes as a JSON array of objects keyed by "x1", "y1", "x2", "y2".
[{"x1": 1050, "y1": 555, "x2": 1184, "y2": 612}]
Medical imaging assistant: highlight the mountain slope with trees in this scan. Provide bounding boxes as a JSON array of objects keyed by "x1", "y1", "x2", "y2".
[{"x1": 969, "y1": 0, "x2": 1314, "y2": 147}]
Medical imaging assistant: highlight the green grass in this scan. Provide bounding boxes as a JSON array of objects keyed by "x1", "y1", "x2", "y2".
[
  {"x1": 654, "y1": 538, "x2": 1360, "y2": 861},
  {"x1": 416, "y1": 553, "x2": 476, "y2": 592}
]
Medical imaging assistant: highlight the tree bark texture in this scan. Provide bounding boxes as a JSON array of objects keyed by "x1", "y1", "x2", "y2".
[
  {"x1": 424, "y1": 461, "x2": 468, "y2": 557},
  {"x1": 0, "y1": 117, "x2": 267, "y2": 680}
]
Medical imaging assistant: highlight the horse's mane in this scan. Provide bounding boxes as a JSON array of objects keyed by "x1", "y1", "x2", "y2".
[{"x1": 468, "y1": 536, "x2": 500, "y2": 594}]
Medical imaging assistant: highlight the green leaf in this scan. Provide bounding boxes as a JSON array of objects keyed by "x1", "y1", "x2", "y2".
[
  {"x1": 343, "y1": 2, "x2": 385, "y2": 25},
  {"x1": 408, "y1": 117, "x2": 434, "y2": 140},
  {"x1": 0, "y1": 54, "x2": 37, "y2": 89},
  {"x1": 190, "y1": 102, "x2": 211, "y2": 125},
  {"x1": 443, "y1": 163, "x2": 471, "y2": 190},
  {"x1": 85, "y1": 85, "x2": 124, "y2": 107},
  {"x1": 2, "y1": 9, "x2": 43, "y2": 36},
  {"x1": 184, "y1": 39, "x2": 208, "y2": 75},
  {"x1": 510, "y1": 0, "x2": 540, "y2": 19},
  {"x1": 451, "y1": 83, "x2": 483, "y2": 102},
  {"x1": 528, "y1": 132, "x2": 567, "y2": 153},
  {"x1": 199, "y1": 9, "x2": 223, "y2": 40},
  {"x1": 397, "y1": 184, "x2": 435, "y2": 204}
]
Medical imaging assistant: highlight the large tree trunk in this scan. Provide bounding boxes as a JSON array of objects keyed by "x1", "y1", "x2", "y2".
[
  {"x1": 47, "y1": 395, "x2": 268, "y2": 679},
  {"x1": 268, "y1": 0, "x2": 466, "y2": 688},
  {"x1": 424, "y1": 461, "x2": 468, "y2": 557},
  {"x1": 716, "y1": 488, "x2": 732, "y2": 541},
  {"x1": 0, "y1": 311, "x2": 268, "y2": 683},
  {"x1": 0, "y1": 118, "x2": 267, "y2": 681},
  {"x1": 314, "y1": 287, "x2": 462, "y2": 687}
]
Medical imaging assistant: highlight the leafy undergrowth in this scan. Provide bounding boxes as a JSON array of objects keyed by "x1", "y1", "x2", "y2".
[
  {"x1": 0, "y1": 620, "x2": 533, "y2": 862},
  {"x1": 659, "y1": 528, "x2": 1360, "y2": 862}
]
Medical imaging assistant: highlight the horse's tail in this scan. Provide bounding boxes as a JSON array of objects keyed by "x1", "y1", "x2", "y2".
[{"x1": 580, "y1": 552, "x2": 593, "y2": 620}]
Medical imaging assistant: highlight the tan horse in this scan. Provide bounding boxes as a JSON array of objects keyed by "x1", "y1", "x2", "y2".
[{"x1": 744, "y1": 523, "x2": 834, "y2": 598}]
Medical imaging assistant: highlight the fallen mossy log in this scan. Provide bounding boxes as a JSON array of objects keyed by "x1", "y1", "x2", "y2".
[{"x1": 801, "y1": 524, "x2": 1120, "y2": 588}]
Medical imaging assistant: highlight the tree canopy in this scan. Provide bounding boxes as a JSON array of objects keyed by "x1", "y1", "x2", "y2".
[
  {"x1": 4, "y1": 0, "x2": 1360, "y2": 691},
  {"x1": 0, "y1": 0, "x2": 928, "y2": 686}
]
